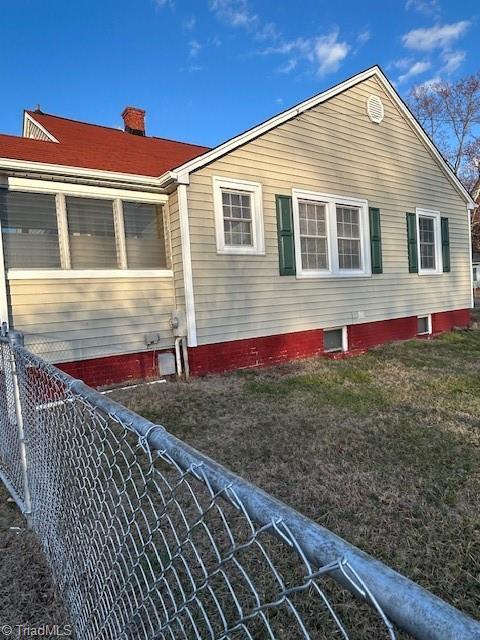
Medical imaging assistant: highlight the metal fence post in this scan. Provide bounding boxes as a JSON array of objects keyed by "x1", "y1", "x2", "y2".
[{"x1": 8, "y1": 330, "x2": 32, "y2": 527}]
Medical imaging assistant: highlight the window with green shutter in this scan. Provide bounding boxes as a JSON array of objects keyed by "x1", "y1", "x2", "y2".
[
  {"x1": 406, "y1": 212, "x2": 418, "y2": 273},
  {"x1": 441, "y1": 217, "x2": 450, "y2": 272},
  {"x1": 276, "y1": 195, "x2": 296, "y2": 276},
  {"x1": 369, "y1": 207, "x2": 382, "y2": 274}
]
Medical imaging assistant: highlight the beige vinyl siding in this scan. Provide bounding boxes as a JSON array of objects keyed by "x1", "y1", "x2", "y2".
[
  {"x1": 186, "y1": 76, "x2": 472, "y2": 345},
  {"x1": 167, "y1": 189, "x2": 186, "y2": 311},
  {"x1": 8, "y1": 277, "x2": 175, "y2": 363}
]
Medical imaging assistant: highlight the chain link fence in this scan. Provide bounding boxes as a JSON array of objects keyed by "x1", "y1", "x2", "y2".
[{"x1": 0, "y1": 332, "x2": 479, "y2": 640}]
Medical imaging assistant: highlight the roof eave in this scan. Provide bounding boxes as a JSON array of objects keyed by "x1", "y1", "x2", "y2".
[{"x1": 0, "y1": 157, "x2": 166, "y2": 190}]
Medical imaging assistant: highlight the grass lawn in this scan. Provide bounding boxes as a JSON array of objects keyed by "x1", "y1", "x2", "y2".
[
  {"x1": 0, "y1": 483, "x2": 69, "y2": 632},
  {"x1": 111, "y1": 327, "x2": 480, "y2": 625}
]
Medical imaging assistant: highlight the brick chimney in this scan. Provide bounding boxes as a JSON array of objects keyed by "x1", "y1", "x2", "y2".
[{"x1": 121, "y1": 106, "x2": 146, "y2": 136}]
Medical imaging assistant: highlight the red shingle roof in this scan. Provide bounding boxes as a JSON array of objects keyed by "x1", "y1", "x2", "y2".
[{"x1": 0, "y1": 111, "x2": 210, "y2": 177}]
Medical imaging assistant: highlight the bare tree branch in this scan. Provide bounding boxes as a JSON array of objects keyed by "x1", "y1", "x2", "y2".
[{"x1": 407, "y1": 74, "x2": 480, "y2": 192}]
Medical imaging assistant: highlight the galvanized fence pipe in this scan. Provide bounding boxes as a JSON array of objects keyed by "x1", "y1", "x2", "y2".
[
  {"x1": 7, "y1": 332, "x2": 32, "y2": 526},
  {"x1": 10, "y1": 337, "x2": 479, "y2": 640}
]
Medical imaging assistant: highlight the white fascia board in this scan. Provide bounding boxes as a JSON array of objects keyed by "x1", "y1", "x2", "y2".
[
  {"x1": 160, "y1": 65, "x2": 475, "y2": 207},
  {"x1": 22, "y1": 112, "x2": 59, "y2": 143},
  {"x1": 0, "y1": 157, "x2": 164, "y2": 189}
]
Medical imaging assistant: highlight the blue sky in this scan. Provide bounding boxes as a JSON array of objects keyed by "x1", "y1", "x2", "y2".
[{"x1": 0, "y1": 0, "x2": 478, "y2": 147}]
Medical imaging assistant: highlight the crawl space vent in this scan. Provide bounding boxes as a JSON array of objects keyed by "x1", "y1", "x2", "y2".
[{"x1": 367, "y1": 95, "x2": 384, "y2": 123}]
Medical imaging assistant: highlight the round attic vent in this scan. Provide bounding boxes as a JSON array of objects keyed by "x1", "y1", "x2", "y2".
[{"x1": 367, "y1": 95, "x2": 384, "y2": 123}]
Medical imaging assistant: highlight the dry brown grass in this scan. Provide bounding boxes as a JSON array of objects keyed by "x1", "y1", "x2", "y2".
[
  {"x1": 0, "y1": 483, "x2": 70, "y2": 634},
  {"x1": 111, "y1": 329, "x2": 480, "y2": 624}
]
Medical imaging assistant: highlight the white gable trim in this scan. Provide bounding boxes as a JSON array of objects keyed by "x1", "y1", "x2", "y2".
[
  {"x1": 159, "y1": 66, "x2": 475, "y2": 207},
  {"x1": 22, "y1": 112, "x2": 59, "y2": 143}
]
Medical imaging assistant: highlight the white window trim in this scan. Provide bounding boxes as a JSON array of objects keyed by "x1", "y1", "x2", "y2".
[
  {"x1": 417, "y1": 314, "x2": 432, "y2": 336},
  {"x1": 113, "y1": 199, "x2": 128, "y2": 270},
  {"x1": 7, "y1": 177, "x2": 168, "y2": 204},
  {"x1": 1, "y1": 188, "x2": 171, "y2": 278},
  {"x1": 213, "y1": 176, "x2": 265, "y2": 256},
  {"x1": 416, "y1": 208, "x2": 443, "y2": 276},
  {"x1": 6, "y1": 269, "x2": 173, "y2": 280},
  {"x1": 55, "y1": 193, "x2": 71, "y2": 269},
  {"x1": 324, "y1": 326, "x2": 348, "y2": 353},
  {"x1": 292, "y1": 189, "x2": 371, "y2": 278}
]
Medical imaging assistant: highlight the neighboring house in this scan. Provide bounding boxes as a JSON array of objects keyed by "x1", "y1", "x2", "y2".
[
  {"x1": 472, "y1": 179, "x2": 480, "y2": 295},
  {"x1": 473, "y1": 253, "x2": 480, "y2": 285},
  {"x1": 0, "y1": 66, "x2": 475, "y2": 387}
]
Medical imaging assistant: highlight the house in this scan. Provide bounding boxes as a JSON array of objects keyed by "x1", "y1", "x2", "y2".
[
  {"x1": 472, "y1": 179, "x2": 480, "y2": 298},
  {"x1": 0, "y1": 66, "x2": 475, "y2": 387}
]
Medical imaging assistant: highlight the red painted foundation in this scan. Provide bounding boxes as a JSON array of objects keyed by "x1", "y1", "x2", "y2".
[
  {"x1": 57, "y1": 348, "x2": 168, "y2": 389},
  {"x1": 56, "y1": 309, "x2": 471, "y2": 387},
  {"x1": 188, "y1": 309, "x2": 471, "y2": 376}
]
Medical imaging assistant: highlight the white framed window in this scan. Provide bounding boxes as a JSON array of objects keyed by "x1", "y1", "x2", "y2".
[
  {"x1": 292, "y1": 190, "x2": 370, "y2": 278},
  {"x1": 324, "y1": 326, "x2": 348, "y2": 353},
  {"x1": 0, "y1": 190, "x2": 61, "y2": 269},
  {"x1": 416, "y1": 208, "x2": 442, "y2": 275},
  {"x1": 0, "y1": 188, "x2": 172, "y2": 279},
  {"x1": 213, "y1": 176, "x2": 265, "y2": 255},
  {"x1": 417, "y1": 314, "x2": 432, "y2": 335}
]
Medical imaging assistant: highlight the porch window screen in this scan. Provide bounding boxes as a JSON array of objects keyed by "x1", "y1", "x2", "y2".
[
  {"x1": 0, "y1": 190, "x2": 60, "y2": 268},
  {"x1": 66, "y1": 197, "x2": 117, "y2": 268},
  {"x1": 122, "y1": 202, "x2": 168, "y2": 269}
]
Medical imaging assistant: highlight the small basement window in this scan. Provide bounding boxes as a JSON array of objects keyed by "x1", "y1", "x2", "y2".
[
  {"x1": 324, "y1": 327, "x2": 347, "y2": 353},
  {"x1": 417, "y1": 315, "x2": 432, "y2": 335}
]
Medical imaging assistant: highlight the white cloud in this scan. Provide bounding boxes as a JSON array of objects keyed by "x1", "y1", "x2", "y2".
[
  {"x1": 209, "y1": 3, "x2": 350, "y2": 77},
  {"x1": 392, "y1": 57, "x2": 414, "y2": 70},
  {"x1": 398, "y1": 60, "x2": 431, "y2": 83},
  {"x1": 209, "y1": 0, "x2": 257, "y2": 28},
  {"x1": 182, "y1": 16, "x2": 196, "y2": 31},
  {"x1": 415, "y1": 76, "x2": 441, "y2": 91},
  {"x1": 405, "y1": 0, "x2": 440, "y2": 15},
  {"x1": 262, "y1": 29, "x2": 350, "y2": 76},
  {"x1": 402, "y1": 21, "x2": 470, "y2": 51},
  {"x1": 155, "y1": 0, "x2": 174, "y2": 8},
  {"x1": 254, "y1": 21, "x2": 280, "y2": 42},
  {"x1": 441, "y1": 50, "x2": 466, "y2": 74},
  {"x1": 278, "y1": 58, "x2": 298, "y2": 74},
  {"x1": 188, "y1": 40, "x2": 201, "y2": 58},
  {"x1": 314, "y1": 32, "x2": 350, "y2": 75},
  {"x1": 356, "y1": 30, "x2": 371, "y2": 46}
]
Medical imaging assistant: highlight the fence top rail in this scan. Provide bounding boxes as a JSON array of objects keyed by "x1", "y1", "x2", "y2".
[{"x1": 7, "y1": 332, "x2": 480, "y2": 640}]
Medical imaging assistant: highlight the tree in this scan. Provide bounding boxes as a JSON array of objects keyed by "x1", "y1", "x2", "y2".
[{"x1": 408, "y1": 74, "x2": 480, "y2": 192}]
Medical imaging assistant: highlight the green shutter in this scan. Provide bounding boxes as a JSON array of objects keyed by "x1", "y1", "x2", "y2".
[
  {"x1": 369, "y1": 207, "x2": 382, "y2": 274},
  {"x1": 276, "y1": 195, "x2": 296, "y2": 276},
  {"x1": 441, "y1": 217, "x2": 450, "y2": 272},
  {"x1": 406, "y1": 212, "x2": 418, "y2": 273}
]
